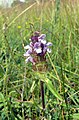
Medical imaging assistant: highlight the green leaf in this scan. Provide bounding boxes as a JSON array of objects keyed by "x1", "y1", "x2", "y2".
[
  {"x1": 73, "y1": 113, "x2": 79, "y2": 119},
  {"x1": 36, "y1": 72, "x2": 63, "y2": 101},
  {"x1": 68, "y1": 93, "x2": 78, "y2": 105},
  {"x1": 45, "y1": 77, "x2": 63, "y2": 101},
  {"x1": 0, "y1": 92, "x2": 5, "y2": 102},
  {"x1": 0, "y1": 65, "x2": 4, "y2": 78},
  {"x1": 30, "y1": 81, "x2": 36, "y2": 93}
]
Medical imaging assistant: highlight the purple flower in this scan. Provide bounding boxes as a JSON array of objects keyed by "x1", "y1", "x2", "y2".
[
  {"x1": 38, "y1": 34, "x2": 46, "y2": 40},
  {"x1": 24, "y1": 45, "x2": 30, "y2": 49},
  {"x1": 31, "y1": 31, "x2": 40, "y2": 43},
  {"x1": 25, "y1": 56, "x2": 35, "y2": 65},
  {"x1": 38, "y1": 34, "x2": 46, "y2": 44},
  {"x1": 31, "y1": 36, "x2": 38, "y2": 43},
  {"x1": 24, "y1": 32, "x2": 52, "y2": 64},
  {"x1": 33, "y1": 42, "x2": 42, "y2": 54},
  {"x1": 24, "y1": 45, "x2": 32, "y2": 57},
  {"x1": 46, "y1": 42, "x2": 52, "y2": 46}
]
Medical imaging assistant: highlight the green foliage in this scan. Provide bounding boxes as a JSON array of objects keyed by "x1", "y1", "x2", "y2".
[
  {"x1": 36, "y1": 72, "x2": 63, "y2": 101},
  {"x1": 0, "y1": 0, "x2": 79, "y2": 119}
]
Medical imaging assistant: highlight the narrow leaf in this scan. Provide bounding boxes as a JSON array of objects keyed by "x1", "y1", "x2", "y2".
[{"x1": 36, "y1": 72, "x2": 63, "y2": 101}]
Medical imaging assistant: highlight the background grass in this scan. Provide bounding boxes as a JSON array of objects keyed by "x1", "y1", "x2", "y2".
[{"x1": 0, "y1": 0, "x2": 79, "y2": 119}]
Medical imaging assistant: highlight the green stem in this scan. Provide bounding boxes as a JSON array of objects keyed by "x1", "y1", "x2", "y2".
[{"x1": 21, "y1": 62, "x2": 26, "y2": 120}]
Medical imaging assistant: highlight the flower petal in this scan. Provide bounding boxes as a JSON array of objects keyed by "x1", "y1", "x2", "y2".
[
  {"x1": 24, "y1": 48, "x2": 32, "y2": 56},
  {"x1": 38, "y1": 34, "x2": 46, "y2": 40},
  {"x1": 47, "y1": 48, "x2": 51, "y2": 53},
  {"x1": 25, "y1": 56, "x2": 35, "y2": 64},
  {"x1": 30, "y1": 42, "x2": 33, "y2": 47},
  {"x1": 24, "y1": 45, "x2": 30, "y2": 49},
  {"x1": 40, "y1": 39, "x2": 46, "y2": 44},
  {"x1": 43, "y1": 46, "x2": 47, "y2": 54},
  {"x1": 24, "y1": 52, "x2": 30, "y2": 57},
  {"x1": 34, "y1": 42, "x2": 41, "y2": 49},
  {"x1": 31, "y1": 36, "x2": 38, "y2": 42},
  {"x1": 46, "y1": 42, "x2": 52, "y2": 46},
  {"x1": 35, "y1": 48, "x2": 42, "y2": 54}
]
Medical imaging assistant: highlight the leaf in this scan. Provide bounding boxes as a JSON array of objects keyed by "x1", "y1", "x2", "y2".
[
  {"x1": 36, "y1": 72, "x2": 63, "y2": 101},
  {"x1": 9, "y1": 91, "x2": 18, "y2": 98},
  {"x1": 68, "y1": 93, "x2": 78, "y2": 106},
  {"x1": 30, "y1": 81, "x2": 36, "y2": 93},
  {"x1": 0, "y1": 92, "x2": 5, "y2": 102},
  {"x1": 73, "y1": 113, "x2": 79, "y2": 119},
  {"x1": 0, "y1": 92, "x2": 6, "y2": 111},
  {"x1": 0, "y1": 65, "x2": 4, "y2": 78},
  {"x1": 45, "y1": 77, "x2": 63, "y2": 101}
]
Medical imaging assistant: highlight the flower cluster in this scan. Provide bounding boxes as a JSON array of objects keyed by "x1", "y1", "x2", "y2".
[{"x1": 24, "y1": 31, "x2": 52, "y2": 65}]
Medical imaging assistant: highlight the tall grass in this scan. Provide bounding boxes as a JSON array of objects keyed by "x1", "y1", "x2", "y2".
[{"x1": 0, "y1": 0, "x2": 79, "y2": 119}]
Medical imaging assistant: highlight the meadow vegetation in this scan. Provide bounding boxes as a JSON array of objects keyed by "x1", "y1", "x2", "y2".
[{"x1": 0, "y1": 0, "x2": 79, "y2": 119}]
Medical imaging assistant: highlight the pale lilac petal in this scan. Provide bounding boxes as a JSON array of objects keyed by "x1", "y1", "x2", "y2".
[
  {"x1": 29, "y1": 39, "x2": 31, "y2": 41},
  {"x1": 47, "y1": 48, "x2": 51, "y2": 53},
  {"x1": 46, "y1": 42, "x2": 52, "y2": 46},
  {"x1": 43, "y1": 47, "x2": 47, "y2": 53},
  {"x1": 24, "y1": 52, "x2": 30, "y2": 57},
  {"x1": 24, "y1": 48, "x2": 32, "y2": 57},
  {"x1": 41, "y1": 40, "x2": 46, "y2": 44},
  {"x1": 25, "y1": 56, "x2": 35, "y2": 64},
  {"x1": 24, "y1": 45, "x2": 30, "y2": 49},
  {"x1": 25, "y1": 57, "x2": 30, "y2": 63},
  {"x1": 30, "y1": 42, "x2": 33, "y2": 47},
  {"x1": 38, "y1": 34, "x2": 46, "y2": 40},
  {"x1": 34, "y1": 42, "x2": 41, "y2": 48},
  {"x1": 35, "y1": 48, "x2": 42, "y2": 54}
]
